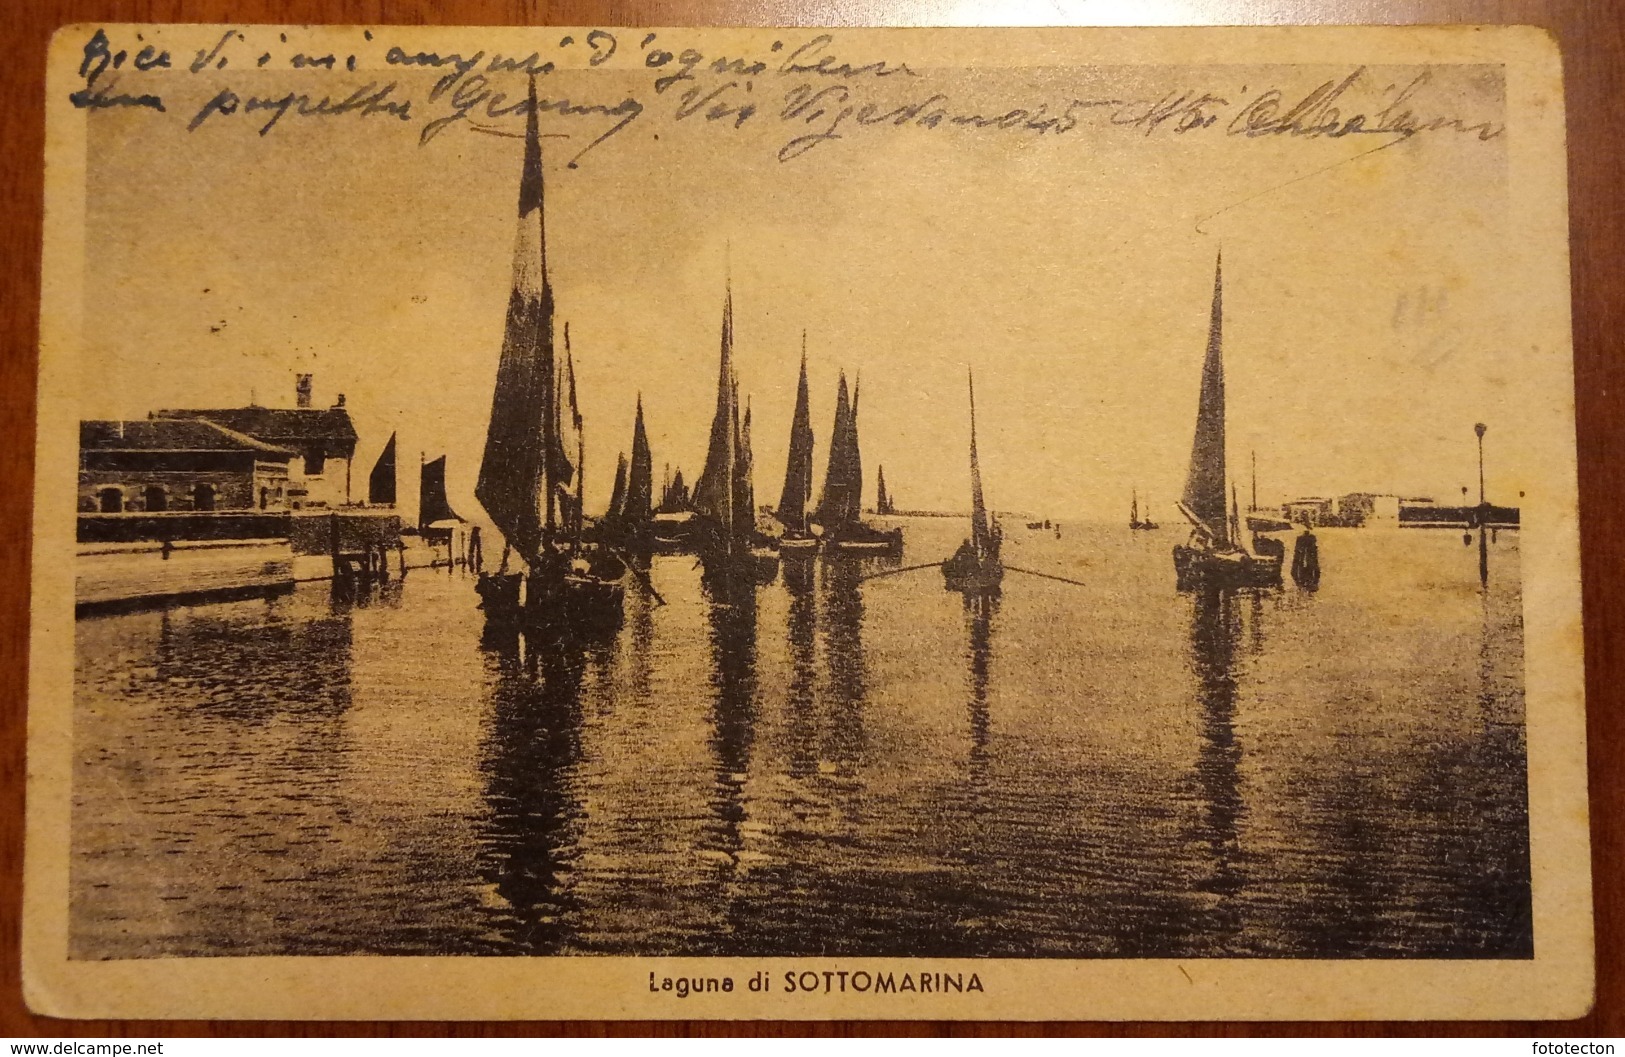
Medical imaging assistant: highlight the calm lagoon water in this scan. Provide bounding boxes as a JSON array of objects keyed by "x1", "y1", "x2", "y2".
[{"x1": 72, "y1": 519, "x2": 1529, "y2": 959}]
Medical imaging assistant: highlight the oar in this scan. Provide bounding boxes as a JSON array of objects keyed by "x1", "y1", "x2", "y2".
[
  {"x1": 609, "y1": 545, "x2": 667, "y2": 606},
  {"x1": 860, "y1": 560, "x2": 945, "y2": 582},
  {"x1": 1005, "y1": 565, "x2": 1089, "y2": 589}
]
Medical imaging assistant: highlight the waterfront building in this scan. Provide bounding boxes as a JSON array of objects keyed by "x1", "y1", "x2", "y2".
[
  {"x1": 156, "y1": 374, "x2": 359, "y2": 508},
  {"x1": 79, "y1": 418, "x2": 293, "y2": 517}
]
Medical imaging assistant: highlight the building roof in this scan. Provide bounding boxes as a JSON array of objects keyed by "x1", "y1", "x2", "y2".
[
  {"x1": 154, "y1": 406, "x2": 358, "y2": 446},
  {"x1": 81, "y1": 418, "x2": 294, "y2": 457}
]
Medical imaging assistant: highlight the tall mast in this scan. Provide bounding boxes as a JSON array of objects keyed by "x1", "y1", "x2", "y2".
[
  {"x1": 572, "y1": 350, "x2": 584, "y2": 550},
  {"x1": 969, "y1": 369, "x2": 990, "y2": 553}
]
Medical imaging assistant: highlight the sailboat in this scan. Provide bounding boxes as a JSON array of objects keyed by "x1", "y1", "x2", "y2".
[
  {"x1": 943, "y1": 369, "x2": 1003, "y2": 595},
  {"x1": 690, "y1": 281, "x2": 778, "y2": 589},
  {"x1": 814, "y1": 372, "x2": 903, "y2": 556},
  {"x1": 473, "y1": 74, "x2": 626, "y2": 630},
  {"x1": 775, "y1": 336, "x2": 819, "y2": 556},
  {"x1": 653, "y1": 462, "x2": 697, "y2": 551},
  {"x1": 606, "y1": 452, "x2": 628, "y2": 524},
  {"x1": 875, "y1": 466, "x2": 896, "y2": 515},
  {"x1": 1244, "y1": 451, "x2": 1293, "y2": 535},
  {"x1": 600, "y1": 397, "x2": 654, "y2": 553},
  {"x1": 622, "y1": 394, "x2": 654, "y2": 550},
  {"x1": 1173, "y1": 253, "x2": 1283, "y2": 591},
  {"x1": 415, "y1": 451, "x2": 465, "y2": 561},
  {"x1": 368, "y1": 432, "x2": 397, "y2": 507},
  {"x1": 1130, "y1": 488, "x2": 1158, "y2": 531}
]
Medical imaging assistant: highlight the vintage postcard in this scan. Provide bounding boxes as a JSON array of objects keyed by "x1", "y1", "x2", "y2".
[{"x1": 26, "y1": 24, "x2": 1589, "y2": 1020}]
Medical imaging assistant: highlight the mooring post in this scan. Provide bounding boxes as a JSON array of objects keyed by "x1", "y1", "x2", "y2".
[{"x1": 329, "y1": 512, "x2": 341, "y2": 580}]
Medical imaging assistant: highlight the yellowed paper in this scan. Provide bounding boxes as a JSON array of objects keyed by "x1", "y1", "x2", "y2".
[{"x1": 28, "y1": 24, "x2": 1589, "y2": 1020}]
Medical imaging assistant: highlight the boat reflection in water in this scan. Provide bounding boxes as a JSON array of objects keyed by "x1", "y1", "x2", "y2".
[
  {"x1": 783, "y1": 556, "x2": 819, "y2": 779},
  {"x1": 474, "y1": 627, "x2": 589, "y2": 954},
  {"x1": 1186, "y1": 585, "x2": 1246, "y2": 953},
  {"x1": 701, "y1": 562, "x2": 760, "y2": 881}
]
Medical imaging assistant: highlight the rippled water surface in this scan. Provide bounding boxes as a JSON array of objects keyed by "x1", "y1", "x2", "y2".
[{"x1": 72, "y1": 520, "x2": 1530, "y2": 959}]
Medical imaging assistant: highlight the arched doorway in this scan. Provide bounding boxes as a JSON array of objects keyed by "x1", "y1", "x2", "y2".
[
  {"x1": 144, "y1": 485, "x2": 167, "y2": 512},
  {"x1": 192, "y1": 483, "x2": 216, "y2": 511},
  {"x1": 97, "y1": 487, "x2": 123, "y2": 513}
]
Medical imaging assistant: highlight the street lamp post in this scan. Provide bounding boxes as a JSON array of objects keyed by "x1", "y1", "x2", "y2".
[
  {"x1": 1474, "y1": 422, "x2": 1489, "y2": 587},
  {"x1": 1475, "y1": 422, "x2": 1488, "y2": 507}
]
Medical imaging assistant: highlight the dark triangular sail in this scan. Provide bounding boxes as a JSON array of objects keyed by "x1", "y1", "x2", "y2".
[
  {"x1": 777, "y1": 339, "x2": 815, "y2": 528},
  {"x1": 419, "y1": 455, "x2": 462, "y2": 528},
  {"x1": 661, "y1": 468, "x2": 689, "y2": 512},
  {"x1": 815, "y1": 372, "x2": 861, "y2": 529},
  {"x1": 1181, "y1": 253, "x2": 1229, "y2": 546},
  {"x1": 876, "y1": 465, "x2": 891, "y2": 515},
  {"x1": 969, "y1": 371, "x2": 991, "y2": 553},
  {"x1": 368, "y1": 432, "x2": 397, "y2": 506},
  {"x1": 733, "y1": 396, "x2": 755, "y2": 540},
  {"x1": 475, "y1": 75, "x2": 553, "y2": 561},
  {"x1": 625, "y1": 396, "x2": 653, "y2": 524},
  {"x1": 551, "y1": 336, "x2": 580, "y2": 533},
  {"x1": 850, "y1": 379, "x2": 864, "y2": 518},
  {"x1": 607, "y1": 452, "x2": 628, "y2": 520},
  {"x1": 692, "y1": 285, "x2": 737, "y2": 529}
]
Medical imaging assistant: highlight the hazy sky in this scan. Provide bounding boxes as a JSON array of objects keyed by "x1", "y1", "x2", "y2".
[{"x1": 78, "y1": 37, "x2": 1524, "y2": 524}]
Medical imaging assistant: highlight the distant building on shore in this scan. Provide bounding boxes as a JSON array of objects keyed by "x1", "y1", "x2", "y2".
[
  {"x1": 1333, "y1": 493, "x2": 1402, "y2": 524},
  {"x1": 1276, "y1": 491, "x2": 1518, "y2": 529},
  {"x1": 79, "y1": 418, "x2": 293, "y2": 515},
  {"x1": 1399, "y1": 498, "x2": 1520, "y2": 529},
  {"x1": 155, "y1": 374, "x2": 359, "y2": 508},
  {"x1": 1281, "y1": 497, "x2": 1334, "y2": 525}
]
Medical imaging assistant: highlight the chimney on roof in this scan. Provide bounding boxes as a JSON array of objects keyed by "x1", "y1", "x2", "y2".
[{"x1": 296, "y1": 374, "x2": 313, "y2": 409}]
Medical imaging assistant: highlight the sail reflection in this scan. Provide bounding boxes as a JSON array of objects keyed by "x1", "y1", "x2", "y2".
[
  {"x1": 474, "y1": 631, "x2": 588, "y2": 953},
  {"x1": 966, "y1": 594, "x2": 994, "y2": 780},
  {"x1": 819, "y1": 559, "x2": 868, "y2": 767},
  {"x1": 1187, "y1": 586, "x2": 1246, "y2": 948},
  {"x1": 784, "y1": 559, "x2": 819, "y2": 779},
  {"x1": 702, "y1": 582, "x2": 758, "y2": 863}
]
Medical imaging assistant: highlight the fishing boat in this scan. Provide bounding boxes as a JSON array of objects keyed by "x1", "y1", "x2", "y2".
[
  {"x1": 875, "y1": 465, "x2": 897, "y2": 516},
  {"x1": 1243, "y1": 450, "x2": 1292, "y2": 535},
  {"x1": 369, "y1": 431, "x2": 397, "y2": 507},
  {"x1": 417, "y1": 453, "x2": 463, "y2": 536},
  {"x1": 652, "y1": 464, "x2": 698, "y2": 551},
  {"x1": 690, "y1": 281, "x2": 779, "y2": 591},
  {"x1": 814, "y1": 373, "x2": 903, "y2": 557},
  {"x1": 599, "y1": 395, "x2": 655, "y2": 555},
  {"x1": 605, "y1": 452, "x2": 628, "y2": 524},
  {"x1": 1173, "y1": 253, "x2": 1283, "y2": 591},
  {"x1": 942, "y1": 370, "x2": 1003, "y2": 595},
  {"x1": 473, "y1": 76, "x2": 626, "y2": 633},
  {"x1": 412, "y1": 451, "x2": 466, "y2": 564},
  {"x1": 774, "y1": 336, "x2": 820, "y2": 557},
  {"x1": 1130, "y1": 489, "x2": 1159, "y2": 531}
]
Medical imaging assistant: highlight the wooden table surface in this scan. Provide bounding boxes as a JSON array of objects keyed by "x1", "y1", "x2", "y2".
[{"x1": 1, "y1": 0, "x2": 1618, "y2": 1038}]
